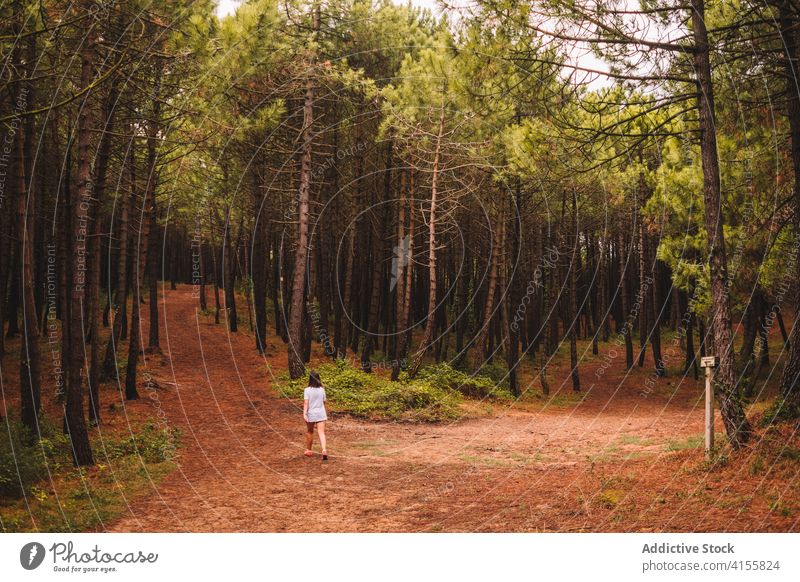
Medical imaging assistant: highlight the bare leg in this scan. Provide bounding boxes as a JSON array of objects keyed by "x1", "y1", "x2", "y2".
[
  {"x1": 305, "y1": 422, "x2": 314, "y2": 452},
  {"x1": 317, "y1": 421, "x2": 327, "y2": 454}
]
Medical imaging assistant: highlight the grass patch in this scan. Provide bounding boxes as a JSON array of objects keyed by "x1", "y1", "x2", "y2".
[
  {"x1": 586, "y1": 443, "x2": 622, "y2": 462},
  {"x1": 619, "y1": 435, "x2": 656, "y2": 447},
  {"x1": 665, "y1": 434, "x2": 704, "y2": 452},
  {"x1": 459, "y1": 453, "x2": 508, "y2": 467},
  {"x1": 1, "y1": 418, "x2": 180, "y2": 532}
]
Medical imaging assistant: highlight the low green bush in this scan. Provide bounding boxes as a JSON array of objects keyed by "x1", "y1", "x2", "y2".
[
  {"x1": 104, "y1": 423, "x2": 181, "y2": 463},
  {"x1": 1, "y1": 415, "x2": 179, "y2": 501},
  {"x1": 412, "y1": 363, "x2": 513, "y2": 400},
  {"x1": 0, "y1": 415, "x2": 71, "y2": 499},
  {"x1": 278, "y1": 360, "x2": 513, "y2": 422},
  {"x1": 278, "y1": 360, "x2": 461, "y2": 422},
  {"x1": 474, "y1": 361, "x2": 511, "y2": 389},
  {"x1": 759, "y1": 398, "x2": 800, "y2": 427}
]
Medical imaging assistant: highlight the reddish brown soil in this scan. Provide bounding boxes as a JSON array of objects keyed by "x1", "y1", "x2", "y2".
[{"x1": 11, "y1": 287, "x2": 798, "y2": 532}]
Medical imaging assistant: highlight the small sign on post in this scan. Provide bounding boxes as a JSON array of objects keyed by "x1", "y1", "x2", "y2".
[{"x1": 700, "y1": 356, "x2": 719, "y2": 459}]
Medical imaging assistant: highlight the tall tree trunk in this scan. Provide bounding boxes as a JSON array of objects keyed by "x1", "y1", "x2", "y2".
[
  {"x1": 637, "y1": 192, "x2": 648, "y2": 368},
  {"x1": 17, "y1": 25, "x2": 41, "y2": 434},
  {"x1": 778, "y1": 0, "x2": 800, "y2": 412},
  {"x1": 147, "y1": 180, "x2": 160, "y2": 349},
  {"x1": 362, "y1": 144, "x2": 392, "y2": 371},
  {"x1": 222, "y1": 204, "x2": 239, "y2": 333},
  {"x1": 252, "y1": 166, "x2": 267, "y2": 351},
  {"x1": 537, "y1": 224, "x2": 552, "y2": 396},
  {"x1": 199, "y1": 242, "x2": 208, "y2": 312},
  {"x1": 391, "y1": 170, "x2": 409, "y2": 380},
  {"x1": 507, "y1": 188, "x2": 522, "y2": 396},
  {"x1": 288, "y1": 8, "x2": 318, "y2": 378},
  {"x1": 102, "y1": 132, "x2": 131, "y2": 380},
  {"x1": 409, "y1": 111, "x2": 445, "y2": 377},
  {"x1": 568, "y1": 190, "x2": 581, "y2": 392},
  {"x1": 473, "y1": 207, "x2": 501, "y2": 373},
  {"x1": 691, "y1": 0, "x2": 751, "y2": 446},
  {"x1": 66, "y1": 23, "x2": 96, "y2": 465},
  {"x1": 146, "y1": 85, "x2": 161, "y2": 350},
  {"x1": 617, "y1": 230, "x2": 634, "y2": 369},
  {"x1": 393, "y1": 170, "x2": 416, "y2": 379},
  {"x1": 125, "y1": 90, "x2": 160, "y2": 402},
  {"x1": 88, "y1": 81, "x2": 117, "y2": 425}
]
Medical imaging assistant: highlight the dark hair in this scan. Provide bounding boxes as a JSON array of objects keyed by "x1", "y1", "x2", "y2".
[{"x1": 308, "y1": 370, "x2": 322, "y2": 387}]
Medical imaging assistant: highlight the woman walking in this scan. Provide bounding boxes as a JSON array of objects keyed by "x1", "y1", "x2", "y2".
[{"x1": 303, "y1": 370, "x2": 328, "y2": 460}]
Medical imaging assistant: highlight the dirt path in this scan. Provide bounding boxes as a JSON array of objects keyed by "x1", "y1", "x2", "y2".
[{"x1": 105, "y1": 288, "x2": 795, "y2": 532}]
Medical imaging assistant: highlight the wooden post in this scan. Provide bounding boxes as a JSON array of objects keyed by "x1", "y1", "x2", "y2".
[{"x1": 700, "y1": 355, "x2": 718, "y2": 459}]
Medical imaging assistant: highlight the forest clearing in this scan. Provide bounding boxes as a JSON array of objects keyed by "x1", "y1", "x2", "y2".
[
  {"x1": 2, "y1": 0, "x2": 800, "y2": 538},
  {"x1": 2, "y1": 288, "x2": 797, "y2": 532}
]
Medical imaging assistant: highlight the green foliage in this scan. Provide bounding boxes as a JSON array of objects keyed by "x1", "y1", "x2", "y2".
[
  {"x1": 278, "y1": 360, "x2": 462, "y2": 422},
  {"x1": 1, "y1": 419, "x2": 48, "y2": 498},
  {"x1": 103, "y1": 423, "x2": 181, "y2": 463},
  {"x1": 759, "y1": 398, "x2": 800, "y2": 427},
  {"x1": 0, "y1": 415, "x2": 72, "y2": 499},
  {"x1": 474, "y1": 362, "x2": 511, "y2": 390},
  {"x1": 1, "y1": 416, "x2": 179, "y2": 504},
  {"x1": 412, "y1": 363, "x2": 513, "y2": 400}
]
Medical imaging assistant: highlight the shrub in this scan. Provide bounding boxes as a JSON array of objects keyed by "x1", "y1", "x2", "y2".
[
  {"x1": 474, "y1": 361, "x2": 511, "y2": 389},
  {"x1": 278, "y1": 360, "x2": 461, "y2": 422},
  {"x1": 759, "y1": 398, "x2": 800, "y2": 426},
  {"x1": 413, "y1": 363, "x2": 513, "y2": 400},
  {"x1": 0, "y1": 417, "x2": 55, "y2": 499},
  {"x1": 105, "y1": 423, "x2": 180, "y2": 463}
]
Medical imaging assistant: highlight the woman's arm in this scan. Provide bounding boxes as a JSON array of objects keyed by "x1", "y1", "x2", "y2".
[{"x1": 303, "y1": 397, "x2": 309, "y2": 422}]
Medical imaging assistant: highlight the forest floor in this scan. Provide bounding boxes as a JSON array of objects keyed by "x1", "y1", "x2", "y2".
[
  {"x1": 96, "y1": 288, "x2": 799, "y2": 532},
  {"x1": 3, "y1": 287, "x2": 798, "y2": 532}
]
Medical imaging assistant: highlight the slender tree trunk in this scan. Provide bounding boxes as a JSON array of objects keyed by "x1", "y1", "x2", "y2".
[
  {"x1": 409, "y1": 111, "x2": 445, "y2": 377},
  {"x1": 222, "y1": 205, "x2": 239, "y2": 333},
  {"x1": 102, "y1": 132, "x2": 131, "y2": 380},
  {"x1": 473, "y1": 208, "x2": 502, "y2": 373},
  {"x1": 637, "y1": 192, "x2": 648, "y2": 368},
  {"x1": 568, "y1": 190, "x2": 581, "y2": 392},
  {"x1": 145, "y1": 83, "x2": 162, "y2": 350},
  {"x1": 147, "y1": 181, "x2": 160, "y2": 349},
  {"x1": 539, "y1": 224, "x2": 552, "y2": 397},
  {"x1": 362, "y1": 144, "x2": 392, "y2": 371},
  {"x1": 125, "y1": 90, "x2": 160, "y2": 402},
  {"x1": 692, "y1": 0, "x2": 751, "y2": 446},
  {"x1": 778, "y1": 0, "x2": 800, "y2": 412},
  {"x1": 288, "y1": 9, "x2": 318, "y2": 378},
  {"x1": 252, "y1": 164, "x2": 267, "y2": 351},
  {"x1": 617, "y1": 230, "x2": 634, "y2": 369},
  {"x1": 391, "y1": 170, "x2": 409, "y2": 380},
  {"x1": 393, "y1": 171, "x2": 416, "y2": 379},
  {"x1": 17, "y1": 27, "x2": 41, "y2": 434},
  {"x1": 88, "y1": 81, "x2": 117, "y2": 425},
  {"x1": 66, "y1": 24, "x2": 96, "y2": 465},
  {"x1": 507, "y1": 188, "x2": 521, "y2": 396},
  {"x1": 199, "y1": 242, "x2": 208, "y2": 311}
]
